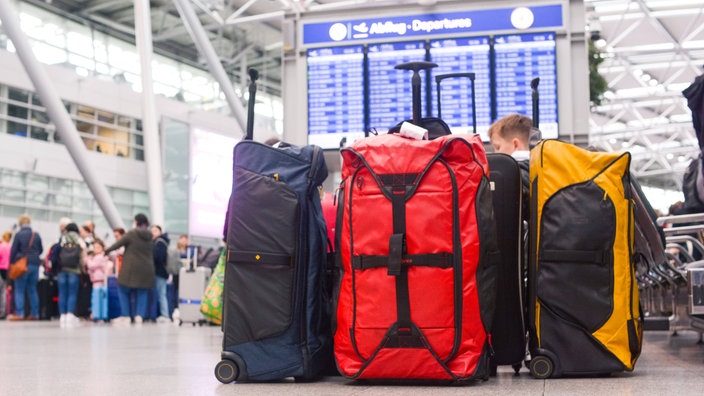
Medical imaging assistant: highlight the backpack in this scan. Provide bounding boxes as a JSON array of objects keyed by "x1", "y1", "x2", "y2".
[
  {"x1": 157, "y1": 239, "x2": 182, "y2": 275},
  {"x1": 59, "y1": 241, "x2": 81, "y2": 270},
  {"x1": 197, "y1": 247, "x2": 222, "y2": 269}
]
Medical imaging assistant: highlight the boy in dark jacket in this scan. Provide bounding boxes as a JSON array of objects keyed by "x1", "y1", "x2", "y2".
[
  {"x1": 151, "y1": 225, "x2": 171, "y2": 323},
  {"x1": 488, "y1": 114, "x2": 532, "y2": 222}
]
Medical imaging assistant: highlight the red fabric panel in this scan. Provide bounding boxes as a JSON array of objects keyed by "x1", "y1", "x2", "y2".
[
  {"x1": 358, "y1": 348, "x2": 453, "y2": 380},
  {"x1": 321, "y1": 192, "x2": 336, "y2": 251}
]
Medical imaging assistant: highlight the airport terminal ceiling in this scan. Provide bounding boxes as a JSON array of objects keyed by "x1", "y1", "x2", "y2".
[{"x1": 18, "y1": 0, "x2": 704, "y2": 192}]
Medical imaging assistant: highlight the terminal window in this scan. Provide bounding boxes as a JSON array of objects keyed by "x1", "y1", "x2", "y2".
[{"x1": 0, "y1": 84, "x2": 144, "y2": 161}]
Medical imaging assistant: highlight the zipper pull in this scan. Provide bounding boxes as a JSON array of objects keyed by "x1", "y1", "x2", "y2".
[{"x1": 273, "y1": 173, "x2": 279, "y2": 181}]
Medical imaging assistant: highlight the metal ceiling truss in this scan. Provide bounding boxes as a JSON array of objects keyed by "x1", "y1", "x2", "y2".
[{"x1": 587, "y1": 0, "x2": 704, "y2": 190}]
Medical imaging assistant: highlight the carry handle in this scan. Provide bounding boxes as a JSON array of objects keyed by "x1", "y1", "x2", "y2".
[
  {"x1": 531, "y1": 77, "x2": 540, "y2": 129},
  {"x1": 395, "y1": 61, "x2": 438, "y2": 125},
  {"x1": 435, "y1": 72, "x2": 476, "y2": 134},
  {"x1": 245, "y1": 68, "x2": 259, "y2": 141}
]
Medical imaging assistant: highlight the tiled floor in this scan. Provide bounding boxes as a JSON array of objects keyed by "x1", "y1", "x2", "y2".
[{"x1": 1, "y1": 319, "x2": 703, "y2": 395}]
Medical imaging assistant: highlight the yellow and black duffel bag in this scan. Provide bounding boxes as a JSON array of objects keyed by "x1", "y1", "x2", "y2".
[{"x1": 527, "y1": 139, "x2": 642, "y2": 378}]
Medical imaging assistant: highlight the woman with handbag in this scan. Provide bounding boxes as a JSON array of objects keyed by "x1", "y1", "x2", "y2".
[{"x1": 8, "y1": 214, "x2": 43, "y2": 321}]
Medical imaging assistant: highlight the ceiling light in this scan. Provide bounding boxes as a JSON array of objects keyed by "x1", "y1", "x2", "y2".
[
  {"x1": 609, "y1": 138, "x2": 617, "y2": 144},
  {"x1": 633, "y1": 69, "x2": 643, "y2": 77},
  {"x1": 666, "y1": 153, "x2": 674, "y2": 160},
  {"x1": 648, "y1": 79, "x2": 658, "y2": 86},
  {"x1": 678, "y1": 156, "x2": 686, "y2": 162},
  {"x1": 682, "y1": 40, "x2": 704, "y2": 49}
]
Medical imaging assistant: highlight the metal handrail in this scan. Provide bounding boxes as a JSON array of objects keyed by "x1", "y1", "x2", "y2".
[{"x1": 657, "y1": 213, "x2": 704, "y2": 226}]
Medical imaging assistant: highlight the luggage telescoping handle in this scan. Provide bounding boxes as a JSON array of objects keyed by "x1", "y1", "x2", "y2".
[
  {"x1": 186, "y1": 245, "x2": 198, "y2": 272},
  {"x1": 531, "y1": 77, "x2": 540, "y2": 129},
  {"x1": 245, "y1": 68, "x2": 259, "y2": 141},
  {"x1": 435, "y1": 72, "x2": 477, "y2": 134},
  {"x1": 394, "y1": 61, "x2": 438, "y2": 125}
]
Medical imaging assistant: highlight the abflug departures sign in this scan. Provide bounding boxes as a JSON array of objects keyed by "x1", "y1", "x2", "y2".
[
  {"x1": 303, "y1": 4, "x2": 564, "y2": 149},
  {"x1": 301, "y1": 4, "x2": 563, "y2": 45}
]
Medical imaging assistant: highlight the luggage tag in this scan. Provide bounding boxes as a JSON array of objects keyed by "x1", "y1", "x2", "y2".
[{"x1": 399, "y1": 121, "x2": 428, "y2": 140}]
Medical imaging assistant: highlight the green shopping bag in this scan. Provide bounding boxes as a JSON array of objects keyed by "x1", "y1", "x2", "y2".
[{"x1": 200, "y1": 249, "x2": 226, "y2": 325}]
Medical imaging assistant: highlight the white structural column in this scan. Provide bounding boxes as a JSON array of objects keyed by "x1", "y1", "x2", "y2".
[
  {"x1": 174, "y1": 0, "x2": 248, "y2": 136},
  {"x1": 564, "y1": 0, "x2": 590, "y2": 146},
  {"x1": 134, "y1": 0, "x2": 165, "y2": 227},
  {"x1": 0, "y1": 0, "x2": 125, "y2": 229}
]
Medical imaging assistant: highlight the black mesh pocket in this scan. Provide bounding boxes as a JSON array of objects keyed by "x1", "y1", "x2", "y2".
[
  {"x1": 537, "y1": 181, "x2": 615, "y2": 332},
  {"x1": 225, "y1": 167, "x2": 299, "y2": 344}
]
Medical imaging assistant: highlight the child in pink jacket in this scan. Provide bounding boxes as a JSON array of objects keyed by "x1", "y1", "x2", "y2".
[{"x1": 85, "y1": 239, "x2": 113, "y2": 321}]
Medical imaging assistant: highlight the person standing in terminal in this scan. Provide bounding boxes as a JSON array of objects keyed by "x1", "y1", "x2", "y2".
[
  {"x1": 104, "y1": 214, "x2": 155, "y2": 325},
  {"x1": 8, "y1": 214, "x2": 43, "y2": 321},
  {"x1": 0, "y1": 231, "x2": 12, "y2": 319},
  {"x1": 488, "y1": 114, "x2": 531, "y2": 162},
  {"x1": 57, "y1": 223, "x2": 87, "y2": 327},
  {"x1": 85, "y1": 239, "x2": 112, "y2": 322},
  {"x1": 151, "y1": 225, "x2": 171, "y2": 324},
  {"x1": 80, "y1": 224, "x2": 95, "y2": 255},
  {"x1": 488, "y1": 114, "x2": 533, "y2": 220},
  {"x1": 111, "y1": 227, "x2": 126, "y2": 275},
  {"x1": 172, "y1": 233, "x2": 190, "y2": 321}
]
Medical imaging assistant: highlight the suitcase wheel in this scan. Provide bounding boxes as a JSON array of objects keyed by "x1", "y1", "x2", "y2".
[
  {"x1": 529, "y1": 355, "x2": 554, "y2": 379},
  {"x1": 214, "y1": 359, "x2": 239, "y2": 384}
]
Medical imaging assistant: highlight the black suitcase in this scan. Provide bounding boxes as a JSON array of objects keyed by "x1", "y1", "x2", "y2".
[
  {"x1": 74, "y1": 273, "x2": 92, "y2": 319},
  {"x1": 487, "y1": 153, "x2": 526, "y2": 374},
  {"x1": 38, "y1": 278, "x2": 58, "y2": 320}
]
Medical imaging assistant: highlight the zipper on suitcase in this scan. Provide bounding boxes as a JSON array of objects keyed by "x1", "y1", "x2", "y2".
[
  {"x1": 347, "y1": 166, "x2": 366, "y2": 361},
  {"x1": 439, "y1": 158, "x2": 463, "y2": 362},
  {"x1": 331, "y1": 181, "x2": 346, "y2": 337}
]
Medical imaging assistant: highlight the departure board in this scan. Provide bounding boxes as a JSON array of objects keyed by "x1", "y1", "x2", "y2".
[
  {"x1": 494, "y1": 32, "x2": 558, "y2": 138},
  {"x1": 307, "y1": 45, "x2": 365, "y2": 149},
  {"x1": 429, "y1": 37, "x2": 492, "y2": 139},
  {"x1": 367, "y1": 41, "x2": 427, "y2": 133}
]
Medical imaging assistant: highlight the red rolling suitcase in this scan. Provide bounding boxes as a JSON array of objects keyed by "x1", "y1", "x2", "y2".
[
  {"x1": 334, "y1": 131, "x2": 499, "y2": 382},
  {"x1": 333, "y1": 62, "x2": 498, "y2": 382}
]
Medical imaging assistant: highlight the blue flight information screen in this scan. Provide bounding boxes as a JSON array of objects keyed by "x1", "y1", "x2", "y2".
[
  {"x1": 494, "y1": 32, "x2": 558, "y2": 138},
  {"x1": 429, "y1": 36, "x2": 491, "y2": 139},
  {"x1": 367, "y1": 41, "x2": 427, "y2": 133},
  {"x1": 307, "y1": 45, "x2": 365, "y2": 149}
]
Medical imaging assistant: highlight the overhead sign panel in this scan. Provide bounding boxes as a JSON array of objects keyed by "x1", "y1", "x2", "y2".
[
  {"x1": 367, "y1": 41, "x2": 427, "y2": 133},
  {"x1": 307, "y1": 45, "x2": 365, "y2": 149},
  {"x1": 302, "y1": 4, "x2": 563, "y2": 46},
  {"x1": 494, "y1": 32, "x2": 558, "y2": 138}
]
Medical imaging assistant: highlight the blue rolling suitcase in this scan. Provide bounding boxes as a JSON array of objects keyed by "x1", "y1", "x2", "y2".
[{"x1": 215, "y1": 69, "x2": 332, "y2": 383}]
